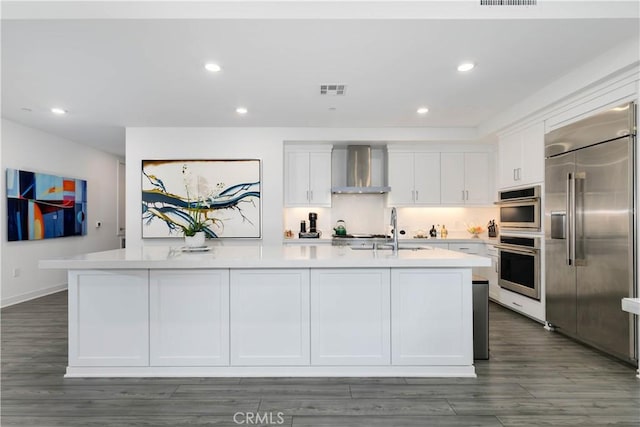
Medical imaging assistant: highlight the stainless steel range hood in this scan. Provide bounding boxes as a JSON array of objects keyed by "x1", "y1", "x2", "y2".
[{"x1": 331, "y1": 145, "x2": 391, "y2": 194}]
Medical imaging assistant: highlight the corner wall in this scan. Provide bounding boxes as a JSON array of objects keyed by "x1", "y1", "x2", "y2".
[{"x1": 1, "y1": 119, "x2": 122, "y2": 307}]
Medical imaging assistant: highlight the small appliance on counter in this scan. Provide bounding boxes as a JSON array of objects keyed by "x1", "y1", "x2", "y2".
[{"x1": 299, "y1": 212, "x2": 321, "y2": 238}]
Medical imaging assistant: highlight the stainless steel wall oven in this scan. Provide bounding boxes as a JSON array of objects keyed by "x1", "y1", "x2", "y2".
[
  {"x1": 496, "y1": 236, "x2": 541, "y2": 300},
  {"x1": 496, "y1": 186, "x2": 541, "y2": 231}
]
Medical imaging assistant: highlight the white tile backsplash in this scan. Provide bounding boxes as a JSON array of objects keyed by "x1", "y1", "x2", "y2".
[{"x1": 284, "y1": 197, "x2": 497, "y2": 239}]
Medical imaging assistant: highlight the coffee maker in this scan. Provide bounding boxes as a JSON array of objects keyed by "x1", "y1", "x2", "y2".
[{"x1": 299, "y1": 212, "x2": 320, "y2": 238}]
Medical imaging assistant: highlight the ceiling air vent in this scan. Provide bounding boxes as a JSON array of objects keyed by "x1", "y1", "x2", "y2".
[
  {"x1": 320, "y1": 85, "x2": 346, "y2": 96},
  {"x1": 480, "y1": 0, "x2": 537, "y2": 5}
]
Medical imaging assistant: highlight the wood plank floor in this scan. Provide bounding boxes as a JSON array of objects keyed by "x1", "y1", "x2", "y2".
[{"x1": 2, "y1": 291, "x2": 638, "y2": 426}]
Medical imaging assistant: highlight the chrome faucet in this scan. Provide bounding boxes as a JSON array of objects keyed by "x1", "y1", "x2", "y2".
[{"x1": 390, "y1": 207, "x2": 399, "y2": 252}]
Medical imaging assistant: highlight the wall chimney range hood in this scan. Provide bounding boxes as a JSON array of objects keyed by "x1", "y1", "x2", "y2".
[{"x1": 331, "y1": 145, "x2": 391, "y2": 194}]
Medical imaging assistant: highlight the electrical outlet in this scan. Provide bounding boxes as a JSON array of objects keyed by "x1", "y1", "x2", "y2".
[{"x1": 12, "y1": 268, "x2": 20, "y2": 278}]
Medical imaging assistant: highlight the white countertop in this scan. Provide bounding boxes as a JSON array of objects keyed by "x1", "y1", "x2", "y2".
[
  {"x1": 39, "y1": 243, "x2": 491, "y2": 270},
  {"x1": 622, "y1": 298, "x2": 640, "y2": 315}
]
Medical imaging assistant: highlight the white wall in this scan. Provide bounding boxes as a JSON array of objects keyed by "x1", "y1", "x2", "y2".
[
  {"x1": 125, "y1": 127, "x2": 479, "y2": 247},
  {"x1": 1, "y1": 119, "x2": 122, "y2": 307}
]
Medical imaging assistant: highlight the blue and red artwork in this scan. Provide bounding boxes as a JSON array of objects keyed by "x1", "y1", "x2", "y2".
[{"x1": 6, "y1": 168, "x2": 87, "y2": 241}]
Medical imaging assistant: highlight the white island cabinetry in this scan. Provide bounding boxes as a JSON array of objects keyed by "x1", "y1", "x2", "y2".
[
  {"x1": 392, "y1": 269, "x2": 471, "y2": 365},
  {"x1": 231, "y1": 269, "x2": 310, "y2": 366},
  {"x1": 43, "y1": 244, "x2": 489, "y2": 378},
  {"x1": 149, "y1": 270, "x2": 229, "y2": 366},
  {"x1": 68, "y1": 270, "x2": 149, "y2": 368},
  {"x1": 311, "y1": 269, "x2": 390, "y2": 365}
]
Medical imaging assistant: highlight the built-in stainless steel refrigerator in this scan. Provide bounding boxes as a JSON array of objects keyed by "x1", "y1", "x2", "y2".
[{"x1": 545, "y1": 102, "x2": 637, "y2": 364}]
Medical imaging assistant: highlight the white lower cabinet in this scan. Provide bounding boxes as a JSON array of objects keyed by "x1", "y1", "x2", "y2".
[
  {"x1": 498, "y1": 287, "x2": 544, "y2": 322},
  {"x1": 391, "y1": 269, "x2": 473, "y2": 365},
  {"x1": 310, "y1": 269, "x2": 391, "y2": 365},
  {"x1": 68, "y1": 270, "x2": 149, "y2": 367},
  {"x1": 149, "y1": 270, "x2": 229, "y2": 366},
  {"x1": 230, "y1": 269, "x2": 310, "y2": 366}
]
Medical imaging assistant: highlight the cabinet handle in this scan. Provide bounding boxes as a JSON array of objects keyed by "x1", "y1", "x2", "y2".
[
  {"x1": 310, "y1": 190, "x2": 313, "y2": 201},
  {"x1": 495, "y1": 261, "x2": 498, "y2": 273},
  {"x1": 512, "y1": 301, "x2": 523, "y2": 308},
  {"x1": 466, "y1": 190, "x2": 469, "y2": 200},
  {"x1": 518, "y1": 168, "x2": 522, "y2": 180},
  {"x1": 411, "y1": 190, "x2": 415, "y2": 201},
  {"x1": 513, "y1": 168, "x2": 517, "y2": 181},
  {"x1": 415, "y1": 190, "x2": 419, "y2": 201},
  {"x1": 461, "y1": 190, "x2": 465, "y2": 201},
  {"x1": 306, "y1": 190, "x2": 310, "y2": 201}
]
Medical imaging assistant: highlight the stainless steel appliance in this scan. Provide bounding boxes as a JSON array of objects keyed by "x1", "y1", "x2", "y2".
[
  {"x1": 496, "y1": 236, "x2": 541, "y2": 300},
  {"x1": 545, "y1": 102, "x2": 637, "y2": 364},
  {"x1": 495, "y1": 186, "x2": 541, "y2": 231}
]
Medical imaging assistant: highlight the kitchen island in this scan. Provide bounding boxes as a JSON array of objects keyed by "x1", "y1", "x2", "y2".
[{"x1": 40, "y1": 244, "x2": 490, "y2": 378}]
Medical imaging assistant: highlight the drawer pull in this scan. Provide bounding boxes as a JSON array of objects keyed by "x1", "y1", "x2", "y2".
[{"x1": 512, "y1": 302, "x2": 523, "y2": 308}]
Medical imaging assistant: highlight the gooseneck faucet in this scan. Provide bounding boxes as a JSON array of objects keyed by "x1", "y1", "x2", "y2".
[{"x1": 390, "y1": 207, "x2": 399, "y2": 252}]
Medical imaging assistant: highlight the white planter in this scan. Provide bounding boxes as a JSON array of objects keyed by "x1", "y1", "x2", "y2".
[{"x1": 184, "y1": 231, "x2": 206, "y2": 247}]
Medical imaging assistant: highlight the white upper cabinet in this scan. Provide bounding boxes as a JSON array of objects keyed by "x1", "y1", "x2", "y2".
[
  {"x1": 284, "y1": 145, "x2": 332, "y2": 207},
  {"x1": 498, "y1": 121, "x2": 544, "y2": 189},
  {"x1": 440, "y1": 152, "x2": 491, "y2": 205},
  {"x1": 388, "y1": 152, "x2": 440, "y2": 206}
]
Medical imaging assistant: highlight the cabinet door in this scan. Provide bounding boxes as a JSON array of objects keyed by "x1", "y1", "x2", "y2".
[
  {"x1": 310, "y1": 269, "x2": 391, "y2": 365},
  {"x1": 413, "y1": 152, "x2": 441, "y2": 205},
  {"x1": 440, "y1": 153, "x2": 466, "y2": 204},
  {"x1": 308, "y1": 151, "x2": 332, "y2": 207},
  {"x1": 284, "y1": 151, "x2": 310, "y2": 206},
  {"x1": 230, "y1": 269, "x2": 310, "y2": 366},
  {"x1": 387, "y1": 152, "x2": 416, "y2": 205},
  {"x1": 520, "y1": 122, "x2": 545, "y2": 184},
  {"x1": 68, "y1": 270, "x2": 149, "y2": 367},
  {"x1": 498, "y1": 132, "x2": 521, "y2": 189},
  {"x1": 149, "y1": 270, "x2": 229, "y2": 366},
  {"x1": 391, "y1": 269, "x2": 473, "y2": 365},
  {"x1": 464, "y1": 152, "x2": 490, "y2": 204}
]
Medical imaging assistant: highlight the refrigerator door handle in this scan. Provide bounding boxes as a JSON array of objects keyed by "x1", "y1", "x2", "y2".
[
  {"x1": 566, "y1": 172, "x2": 573, "y2": 265},
  {"x1": 574, "y1": 172, "x2": 586, "y2": 266}
]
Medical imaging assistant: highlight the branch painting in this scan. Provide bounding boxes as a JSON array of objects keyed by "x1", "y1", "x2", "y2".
[
  {"x1": 6, "y1": 168, "x2": 87, "y2": 241},
  {"x1": 141, "y1": 159, "x2": 261, "y2": 238}
]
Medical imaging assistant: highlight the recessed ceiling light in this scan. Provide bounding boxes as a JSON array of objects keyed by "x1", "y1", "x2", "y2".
[
  {"x1": 417, "y1": 107, "x2": 429, "y2": 114},
  {"x1": 204, "y1": 63, "x2": 222, "y2": 73},
  {"x1": 51, "y1": 107, "x2": 67, "y2": 115},
  {"x1": 236, "y1": 107, "x2": 248, "y2": 114},
  {"x1": 457, "y1": 62, "x2": 475, "y2": 72}
]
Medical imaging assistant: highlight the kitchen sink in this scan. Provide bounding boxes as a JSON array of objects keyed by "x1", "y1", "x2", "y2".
[{"x1": 349, "y1": 245, "x2": 431, "y2": 251}]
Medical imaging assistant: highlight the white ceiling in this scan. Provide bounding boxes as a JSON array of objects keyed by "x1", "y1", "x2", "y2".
[{"x1": 2, "y1": 1, "x2": 639, "y2": 156}]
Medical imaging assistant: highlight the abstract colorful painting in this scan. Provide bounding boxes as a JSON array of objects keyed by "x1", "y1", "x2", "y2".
[
  {"x1": 6, "y1": 168, "x2": 87, "y2": 241},
  {"x1": 142, "y1": 159, "x2": 261, "y2": 238}
]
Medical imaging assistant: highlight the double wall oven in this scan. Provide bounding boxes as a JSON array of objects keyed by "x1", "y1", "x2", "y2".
[
  {"x1": 495, "y1": 236, "x2": 541, "y2": 300},
  {"x1": 495, "y1": 185, "x2": 542, "y2": 300}
]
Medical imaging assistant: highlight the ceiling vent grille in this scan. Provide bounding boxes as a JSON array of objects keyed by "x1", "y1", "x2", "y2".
[
  {"x1": 480, "y1": 0, "x2": 537, "y2": 5},
  {"x1": 320, "y1": 85, "x2": 346, "y2": 96}
]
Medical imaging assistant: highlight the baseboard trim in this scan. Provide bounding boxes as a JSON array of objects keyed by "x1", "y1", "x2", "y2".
[{"x1": 1, "y1": 283, "x2": 67, "y2": 308}]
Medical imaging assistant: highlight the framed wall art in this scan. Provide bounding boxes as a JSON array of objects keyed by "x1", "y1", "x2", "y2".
[
  {"x1": 141, "y1": 159, "x2": 261, "y2": 238},
  {"x1": 6, "y1": 168, "x2": 87, "y2": 241}
]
